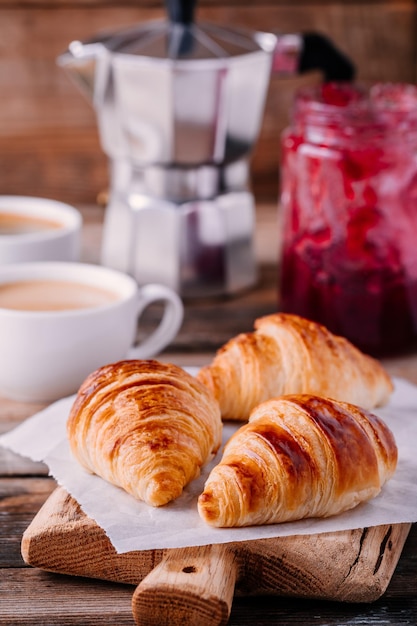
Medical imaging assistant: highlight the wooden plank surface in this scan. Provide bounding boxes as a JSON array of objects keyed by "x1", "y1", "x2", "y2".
[
  {"x1": 20, "y1": 485, "x2": 412, "y2": 606},
  {"x1": 1, "y1": 569, "x2": 136, "y2": 626},
  {"x1": 2, "y1": 530, "x2": 417, "y2": 626}
]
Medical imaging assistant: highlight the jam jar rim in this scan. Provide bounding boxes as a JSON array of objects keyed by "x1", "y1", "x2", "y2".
[{"x1": 290, "y1": 82, "x2": 417, "y2": 145}]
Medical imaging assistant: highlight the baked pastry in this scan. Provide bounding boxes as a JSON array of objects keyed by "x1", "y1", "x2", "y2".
[
  {"x1": 67, "y1": 360, "x2": 222, "y2": 507},
  {"x1": 197, "y1": 313, "x2": 393, "y2": 421},
  {"x1": 198, "y1": 394, "x2": 397, "y2": 527}
]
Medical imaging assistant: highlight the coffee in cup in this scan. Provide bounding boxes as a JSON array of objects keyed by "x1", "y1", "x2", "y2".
[
  {"x1": 0, "y1": 262, "x2": 183, "y2": 402},
  {"x1": 0, "y1": 212, "x2": 62, "y2": 235},
  {"x1": 0, "y1": 279, "x2": 119, "y2": 311},
  {"x1": 0, "y1": 196, "x2": 81, "y2": 264}
]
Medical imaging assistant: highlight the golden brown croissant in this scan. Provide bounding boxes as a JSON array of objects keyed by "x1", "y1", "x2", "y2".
[
  {"x1": 67, "y1": 360, "x2": 222, "y2": 507},
  {"x1": 197, "y1": 313, "x2": 393, "y2": 421},
  {"x1": 198, "y1": 394, "x2": 397, "y2": 527}
]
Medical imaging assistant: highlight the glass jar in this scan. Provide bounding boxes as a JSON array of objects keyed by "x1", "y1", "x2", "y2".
[{"x1": 279, "y1": 82, "x2": 417, "y2": 356}]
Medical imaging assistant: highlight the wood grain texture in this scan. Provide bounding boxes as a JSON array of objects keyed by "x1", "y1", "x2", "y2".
[
  {"x1": 0, "y1": 2, "x2": 416, "y2": 203},
  {"x1": 0, "y1": 477, "x2": 56, "y2": 567},
  {"x1": 21, "y1": 486, "x2": 411, "y2": 606},
  {"x1": 20, "y1": 487, "x2": 165, "y2": 583},
  {"x1": 0, "y1": 569, "x2": 135, "y2": 626},
  {"x1": 3, "y1": 554, "x2": 417, "y2": 626},
  {"x1": 133, "y1": 544, "x2": 238, "y2": 626}
]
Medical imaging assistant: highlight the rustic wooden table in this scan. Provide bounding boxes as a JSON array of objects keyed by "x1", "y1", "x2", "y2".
[{"x1": 1, "y1": 204, "x2": 416, "y2": 625}]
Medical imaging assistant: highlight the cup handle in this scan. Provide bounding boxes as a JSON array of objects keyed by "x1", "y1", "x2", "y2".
[{"x1": 127, "y1": 284, "x2": 183, "y2": 360}]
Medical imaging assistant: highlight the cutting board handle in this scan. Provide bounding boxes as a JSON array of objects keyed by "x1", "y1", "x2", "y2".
[{"x1": 131, "y1": 543, "x2": 238, "y2": 626}]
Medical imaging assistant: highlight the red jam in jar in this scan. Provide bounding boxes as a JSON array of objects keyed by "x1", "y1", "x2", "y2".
[{"x1": 279, "y1": 82, "x2": 417, "y2": 356}]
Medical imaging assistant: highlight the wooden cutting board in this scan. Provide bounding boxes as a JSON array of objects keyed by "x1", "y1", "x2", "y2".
[{"x1": 21, "y1": 486, "x2": 411, "y2": 626}]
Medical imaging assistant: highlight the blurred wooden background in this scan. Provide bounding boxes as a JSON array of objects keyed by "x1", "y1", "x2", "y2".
[{"x1": 0, "y1": 0, "x2": 416, "y2": 206}]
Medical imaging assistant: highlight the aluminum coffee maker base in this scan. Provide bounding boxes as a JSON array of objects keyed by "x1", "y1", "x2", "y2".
[{"x1": 100, "y1": 191, "x2": 257, "y2": 299}]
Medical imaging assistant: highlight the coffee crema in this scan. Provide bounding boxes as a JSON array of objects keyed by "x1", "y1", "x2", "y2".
[
  {"x1": 0, "y1": 212, "x2": 63, "y2": 236},
  {"x1": 0, "y1": 280, "x2": 120, "y2": 311}
]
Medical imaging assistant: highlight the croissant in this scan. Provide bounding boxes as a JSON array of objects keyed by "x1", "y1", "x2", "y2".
[
  {"x1": 197, "y1": 313, "x2": 393, "y2": 421},
  {"x1": 198, "y1": 394, "x2": 397, "y2": 527},
  {"x1": 67, "y1": 360, "x2": 222, "y2": 507}
]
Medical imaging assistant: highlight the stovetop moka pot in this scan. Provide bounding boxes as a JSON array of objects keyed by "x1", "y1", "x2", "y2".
[{"x1": 58, "y1": 0, "x2": 354, "y2": 297}]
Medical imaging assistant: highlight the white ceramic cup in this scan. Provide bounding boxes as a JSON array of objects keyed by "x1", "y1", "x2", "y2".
[
  {"x1": 0, "y1": 262, "x2": 184, "y2": 402},
  {"x1": 0, "y1": 196, "x2": 82, "y2": 264}
]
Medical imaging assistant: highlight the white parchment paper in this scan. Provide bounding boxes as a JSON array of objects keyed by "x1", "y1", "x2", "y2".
[{"x1": 1, "y1": 371, "x2": 416, "y2": 554}]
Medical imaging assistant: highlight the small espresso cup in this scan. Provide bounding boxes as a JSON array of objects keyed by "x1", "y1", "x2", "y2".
[
  {"x1": 0, "y1": 262, "x2": 183, "y2": 402},
  {"x1": 0, "y1": 196, "x2": 81, "y2": 264}
]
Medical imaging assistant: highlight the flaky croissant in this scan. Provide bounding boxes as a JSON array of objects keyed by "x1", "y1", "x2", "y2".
[
  {"x1": 198, "y1": 394, "x2": 397, "y2": 527},
  {"x1": 197, "y1": 313, "x2": 393, "y2": 421},
  {"x1": 67, "y1": 360, "x2": 222, "y2": 507}
]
